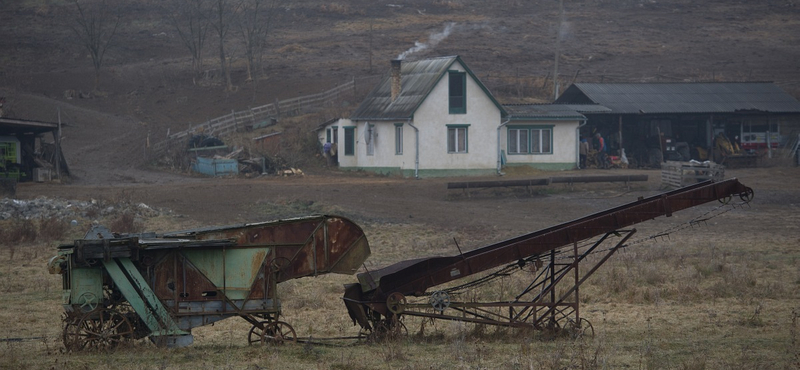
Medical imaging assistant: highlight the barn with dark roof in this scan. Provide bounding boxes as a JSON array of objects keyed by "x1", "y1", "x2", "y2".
[{"x1": 555, "y1": 82, "x2": 800, "y2": 166}]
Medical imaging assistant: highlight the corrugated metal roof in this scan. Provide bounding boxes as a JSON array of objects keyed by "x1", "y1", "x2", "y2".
[
  {"x1": 555, "y1": 82, "x2": 800, "y2": 114},
  {"x1": 503, "y1": 104, "x2": 588, "y2": 120},
  {"x1": 0, "y1": 117, "x2": 59, "y2": 135},
  {"x1": 351, "y1": 56, "x2": 505, "y2": 120}
]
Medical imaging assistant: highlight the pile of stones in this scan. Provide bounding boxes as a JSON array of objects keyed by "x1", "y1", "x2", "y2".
[{"x1": 0, "y1": 197, "x2": 168, "y2": 221}]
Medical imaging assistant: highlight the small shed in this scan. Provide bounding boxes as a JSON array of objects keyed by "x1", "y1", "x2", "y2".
[{"x1": 0, "y1": 116, "x2": 68, "y2": 182}]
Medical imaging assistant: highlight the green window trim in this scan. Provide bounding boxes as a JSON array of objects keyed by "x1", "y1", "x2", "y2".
[
  {"x1": 448, "y1": 71, "x2": 467, "y2": 114},
  {"x1": 343, "y1": 126, "x2": 356, "y2": 156},
  {"x1": 507, "y1": 125, "x2": 554, "y2": 155}
]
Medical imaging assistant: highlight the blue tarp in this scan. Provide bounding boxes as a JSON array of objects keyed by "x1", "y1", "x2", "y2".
[{"x1": 192, "y1": 157, "x2": 238, "y2": 176}]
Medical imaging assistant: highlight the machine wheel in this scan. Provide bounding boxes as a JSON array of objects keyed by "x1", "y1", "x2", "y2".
[
  {"x1": 578, "y1": 318, "x2": 595, "y2": 338},
  {"x1": 77, "y1": 292, "x2": 99, "y2": 313},
  {"x1": 369, "y1": 317, "x2": 408, "y2": 342},
  {"x1": 386, "y1": 292, "x2": 407, "y2": 314},
  {"x1": 429, "y1": 291, "x2": 451, "y2": 313},
  {"x1": 248, "y1": 321, "x2": 297, "y2": 345},
  {"x1": 739, "y1": 187, "x2": 754, "y2": 202},
  {"x1": 247, "y1": 321, "x2": 270, "y2": 345},
  {"x1": 564, "y1": 318, "x2": 595, "y2": 339},
  {"x1": 64, "y1": 308, "x2": 134, "y2": 351}
]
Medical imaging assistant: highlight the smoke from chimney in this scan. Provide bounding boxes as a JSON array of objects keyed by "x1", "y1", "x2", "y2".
[{"x1": 396, "y1": 22, "x2": 456, "y2": 60}]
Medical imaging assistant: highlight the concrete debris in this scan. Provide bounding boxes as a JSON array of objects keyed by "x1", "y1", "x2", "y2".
[
  {"x1": 0, "y1": 196, "x2": 170, "y2": 221},
  {"x1": 280, "y1": 168, "x2": 304, "y2": 177}
]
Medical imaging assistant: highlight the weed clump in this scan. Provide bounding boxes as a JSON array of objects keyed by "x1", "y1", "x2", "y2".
[
  {"x1": 38, "y1": 217, "x2": 68, "y2": 241},
  {"x1": 109, "y1": 212, "x2": 143, "y2": 234},
  {"x1": 3, "y1": 219, "x2": 37, "y2": 244}
]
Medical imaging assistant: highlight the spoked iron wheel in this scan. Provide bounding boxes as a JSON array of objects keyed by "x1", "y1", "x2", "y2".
[
  {"x1": 366, "y1": 317, "x2": 408, "y2": 342},
  {"x1": 248, "y1": 321, "x2": 297, "y2": 345},
  {"x1": 564, "y1": 318, "x2": 595, "y2": 339},
  {"x1": 63, "y1": 308, "x2": 134, "y2": 351}
]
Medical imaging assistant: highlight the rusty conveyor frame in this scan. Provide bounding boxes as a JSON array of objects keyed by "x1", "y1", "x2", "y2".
[
  {"x1": 346, "y1": 178, "x2": 753, "y2": 334},
  {"x1": 375, "y1": 230, "x2": 636, "y2": 331}
]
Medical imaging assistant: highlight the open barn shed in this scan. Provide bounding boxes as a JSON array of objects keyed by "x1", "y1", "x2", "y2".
[{"x1": 556, "y1": 82, "x2": 800, "y2": 167}]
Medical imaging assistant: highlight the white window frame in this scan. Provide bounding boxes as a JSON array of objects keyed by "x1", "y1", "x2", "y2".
[
  {"x1": 447, "y1": 125, "x2": 469, "y2": 153},
  {"x1": 508, "y1": 126, "x2": 553, "y2": 155},
  {"x1": 395, "y1": 123, "x2": 403, "y2": 155}
]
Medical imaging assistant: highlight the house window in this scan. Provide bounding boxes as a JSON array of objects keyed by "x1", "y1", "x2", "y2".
[
  {"x1": 395, "y1": 123, "x2": 403, "y2": 155},
  {"x1": 366, "y1": 124, "x2": 375, "y2": 156},
  {"x1": 531, "y1": 128, "x2": 551, "y2": 154},
  {"x1": 447, "y1": 125, "x2": 469, "y2": 153},
  {"x1": 508, "y1": 128, "x2": 529, "y2": 154},
  {"x1": 326, "y1": 129, "x2": 331, "y2": 143},
  {"x1": 508, "y1": 126, "x2": 553, "y2": 154},
  {"x1": 332, "y1": 126, "x2": 338, "y2": 144},
  {"x1": 344, "y1": 126, "x2": 355, "y2": 156},
  {"x1": 448, "y1": 71, "x2": 466, "y2": 114}
]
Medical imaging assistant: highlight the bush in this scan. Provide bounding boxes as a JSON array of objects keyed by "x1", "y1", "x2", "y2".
[
  {"x1": 38, "y1": 217, "x2": 68, "y2": 241},
  {"x1": 109, "y1": 212, "x2": 143, "y2": 234},
  {"x1": 3, "y1": 219, "x2": 37, "y2": 244}
]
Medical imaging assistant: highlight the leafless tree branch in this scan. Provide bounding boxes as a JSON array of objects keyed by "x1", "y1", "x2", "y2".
[{"x1": 68, "y1": 0, "x2": 121, "y2": 91}]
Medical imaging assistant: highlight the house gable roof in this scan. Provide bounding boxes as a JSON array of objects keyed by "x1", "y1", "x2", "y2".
[
  {"x1": 351, "y1": 56, "x2": 506, "y2": 121},
  {"x1": 556, "y1": 82, "x2": 800, "y2": 114}
]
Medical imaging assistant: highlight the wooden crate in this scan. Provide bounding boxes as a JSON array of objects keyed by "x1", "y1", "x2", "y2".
[{"x1": 661, "y1": 161, "x2": 724, "y2": 188}]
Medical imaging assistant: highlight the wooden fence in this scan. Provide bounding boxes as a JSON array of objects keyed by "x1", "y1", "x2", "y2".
[{"x1": 148, "y1": 78, "x2": 358, "y2": 158}]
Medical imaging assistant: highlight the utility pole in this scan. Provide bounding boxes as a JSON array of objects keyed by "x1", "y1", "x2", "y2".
[{"x1": 553, "y1": 0, "x2": 564, "y2": 101}]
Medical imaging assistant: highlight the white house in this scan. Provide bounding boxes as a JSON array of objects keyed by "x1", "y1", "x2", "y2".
[{"x1": 318, "y1": 56, "x2": 585, "y2": 177}]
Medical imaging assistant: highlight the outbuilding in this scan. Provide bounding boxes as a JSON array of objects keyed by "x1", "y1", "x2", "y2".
[
  {"x1": 0, "y1": 116, "x2": 67, "y2": 182},
  {"x1": 555, "y1": 82, "x2": 800, "y2": 167}
]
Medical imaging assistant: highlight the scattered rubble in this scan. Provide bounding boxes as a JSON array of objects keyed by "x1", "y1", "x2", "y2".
[
  {"x1": 280, "y1": 168, "x2": 304, "y2": 177},
  {"x1": 0, "y1": 196, "x2": 170, "y2": 221}
]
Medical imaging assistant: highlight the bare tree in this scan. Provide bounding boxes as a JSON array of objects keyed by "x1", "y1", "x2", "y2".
[
  {"x1": 68, "y1": 0, "x2": 122, "y2": 91},
  {"x1": 236, "y1": 0, "x2": 280, "y2": 82},
  {"x1": 164, "y1": 0, "x2": 212, "y2": 75},
  {"x1": 208, "y1": 0, "x2": 238, "y2": 91}
]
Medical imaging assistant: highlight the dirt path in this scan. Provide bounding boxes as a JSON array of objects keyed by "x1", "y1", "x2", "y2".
[{"x1": 18, "y1": 164, "x2": 799, "y2": 248}]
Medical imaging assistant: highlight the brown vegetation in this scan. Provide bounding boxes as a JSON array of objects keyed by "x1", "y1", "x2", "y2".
[
  {"x1": 1, "y1": 0, "x2": 799, "y2": 368},
  {"x1": 1, "y1": 168, "x2": 798, "y2": 368}
]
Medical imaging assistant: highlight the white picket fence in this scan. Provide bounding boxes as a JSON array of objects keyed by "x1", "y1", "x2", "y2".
[{"x1": 149, "y1": 78, "x2": 357, "y2": 157}]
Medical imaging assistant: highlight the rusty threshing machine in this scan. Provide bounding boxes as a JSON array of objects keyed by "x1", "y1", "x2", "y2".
[{"x1": 49, "y1": 215, "x2": 370, "y2": 349}]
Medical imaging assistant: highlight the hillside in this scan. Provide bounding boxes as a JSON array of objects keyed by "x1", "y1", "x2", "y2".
[{"x1": 1, "y1": 0, "x2": 799, "y2": 180}]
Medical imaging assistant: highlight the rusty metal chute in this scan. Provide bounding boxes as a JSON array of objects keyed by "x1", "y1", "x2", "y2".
[
  {"x1": 346, "y1": 178, "x2": 753, "y2": 335},
  {"x1": 161, "y1": 215, "x2": 371, "y2": 279}
]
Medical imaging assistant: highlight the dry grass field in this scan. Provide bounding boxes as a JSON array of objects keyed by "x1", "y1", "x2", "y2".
[
  {"x1": 2, "y1": 2, "x2": 800, "y2": 368},
  {"x1": 2, "y1": 167, "x2": 799, "y2": 369}
]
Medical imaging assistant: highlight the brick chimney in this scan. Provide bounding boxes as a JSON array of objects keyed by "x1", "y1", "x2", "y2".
[{"x1": 391, "y1": 59, "x2": 402, "y2": 102}]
